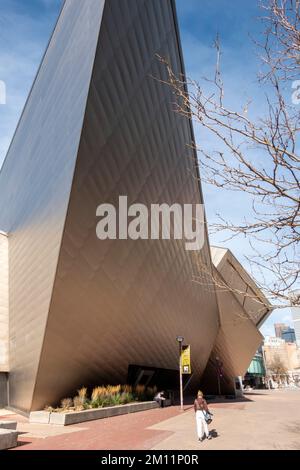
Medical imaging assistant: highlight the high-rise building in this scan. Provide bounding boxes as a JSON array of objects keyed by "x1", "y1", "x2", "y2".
[
  {"x1": 0, "y1": 0, "x2": 272, "y2": 413},
  {"x1": 274, "y1": 323, "x2": 288, "y2": 338},
  {"x1": 274, "y1": 323, "x2": 296, "y2": 343},
  {"x1": 281, "y1": 327, "x2": 296, "y2": 343}
]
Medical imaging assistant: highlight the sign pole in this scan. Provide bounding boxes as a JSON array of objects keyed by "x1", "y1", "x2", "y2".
[
  {"x1": 179, "y1": 340, "x2": 183, "y2": 411},
  {"x1": 176, "y1": 337, "x2": 189, "y2": 412}
]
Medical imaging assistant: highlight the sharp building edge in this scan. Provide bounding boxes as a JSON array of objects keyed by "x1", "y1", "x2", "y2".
[{"x1": 0, "y1": 0, "x2": 270, "y2": 412}]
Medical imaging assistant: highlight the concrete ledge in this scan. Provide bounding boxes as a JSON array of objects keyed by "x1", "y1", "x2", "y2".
[
  {"x1": 0, "y1": 420, "x2": 17, "y2": 430},
  {"x1": 0, "y1": 429, "x2": 18, "y2": 450},
  {"x1": 31, "y1": 401, "x2": 159, "y2": 426},
  {"x1": 29, "y1": 411, "x2": 51, "y2": 424}
]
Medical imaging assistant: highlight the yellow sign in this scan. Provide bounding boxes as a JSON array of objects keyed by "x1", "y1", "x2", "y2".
[{"x1": 181, "y1": 345, "x2": 191, "y2": 374}]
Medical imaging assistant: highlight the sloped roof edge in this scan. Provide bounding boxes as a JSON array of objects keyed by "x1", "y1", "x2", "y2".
[{"x1": 211, "y1": 245, "x2": 272, "y2": 312}]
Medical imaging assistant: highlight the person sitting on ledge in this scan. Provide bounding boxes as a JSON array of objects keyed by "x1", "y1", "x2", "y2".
[{"x1": 154, "y1": 390, "x2": 166, "y2": 408}]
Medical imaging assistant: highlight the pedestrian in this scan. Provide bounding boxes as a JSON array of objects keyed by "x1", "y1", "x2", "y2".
[
  {"x1": 194, "y1": 390, "x2": 212, "y2": 441},
  {"x1": 154, "y1": 390, "x2": 166, "y2": 408}
]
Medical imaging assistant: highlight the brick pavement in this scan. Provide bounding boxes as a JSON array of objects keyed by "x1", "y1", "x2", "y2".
[{"x1": 1, "y1": 388, "x2": 300, "y2": 450}]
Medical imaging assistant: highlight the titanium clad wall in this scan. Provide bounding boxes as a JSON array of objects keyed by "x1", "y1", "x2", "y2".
[
  {"x1": 0, "y1": 233, "x2": 9, "y2": 372},
  {"x1": 201, "y1": 267, "x2": 263, "y2": 395},
  {"x1": 32, "y1": 0, "x2": 220, "y2": 410},
  {"x1": 0, "y1": 0, "x2": 105, "y2": 411},
  {"x1": 211, "y1": 247, "x2": 271, "y2": 326}
]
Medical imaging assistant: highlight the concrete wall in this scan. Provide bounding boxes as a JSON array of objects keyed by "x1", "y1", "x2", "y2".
[{"x1": 0, "y1": 233, "x2": 9, "y2": 372}]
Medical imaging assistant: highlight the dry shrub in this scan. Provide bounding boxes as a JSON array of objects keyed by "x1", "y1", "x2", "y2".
[
  {"x1": 91, "y1": 386, "x2": 107, "y2": 402},
  {"x1": 78, "y1": 387, "x2": 87, "y2": 401},
  {"x1": 60, "y1": 398, "x2": 73, "y2": 410},
  {"x1": 73, "y1": 396, "x2": 84, "y2": 411}
]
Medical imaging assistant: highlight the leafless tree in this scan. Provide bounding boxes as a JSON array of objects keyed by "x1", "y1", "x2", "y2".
[
  {"x1": 268, "y1": 353, "x2": 289, "y2": 376},
  {"x1": 195, "y1": 258, "x2": 272, "y2": 321},
  {"x1": 160, "y1": 0, "x2": 300, "y2": 306}
]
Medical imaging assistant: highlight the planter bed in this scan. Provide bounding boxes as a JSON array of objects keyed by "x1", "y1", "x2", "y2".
[{"x1": 30, "y1": 400, "x2": 159, "y2": 426}]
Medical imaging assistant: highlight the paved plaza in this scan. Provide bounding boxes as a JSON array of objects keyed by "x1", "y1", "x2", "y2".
[{"x1": 1, "y1": 389, "x2": 300, "y2": 450}]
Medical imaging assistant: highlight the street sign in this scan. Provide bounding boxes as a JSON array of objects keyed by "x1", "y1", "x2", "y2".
[{"x1": 181, "y1": 344, "x2": 191, "y2": 374}]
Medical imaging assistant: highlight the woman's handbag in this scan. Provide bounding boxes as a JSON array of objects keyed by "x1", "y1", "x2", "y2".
[{"x1": 204, "y1": 411, "x2": 213, "y2": 424}]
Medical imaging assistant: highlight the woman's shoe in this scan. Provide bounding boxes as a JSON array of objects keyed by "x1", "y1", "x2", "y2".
[{"x1": 207, "y1": 435, "x2": 212, "y2": 440}]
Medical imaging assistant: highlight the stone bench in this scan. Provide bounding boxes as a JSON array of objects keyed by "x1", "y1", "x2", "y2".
[
  {"x1": 0, "y1": 429, "x2": 18, "y2": 450},
  {"x1": 0, "y1": 420, "x2": 17, "y2": 430}
]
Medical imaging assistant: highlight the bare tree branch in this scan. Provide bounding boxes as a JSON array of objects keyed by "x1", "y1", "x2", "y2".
[{"x1": 158, "y1": 0, "x2": 300, "y2": 305}]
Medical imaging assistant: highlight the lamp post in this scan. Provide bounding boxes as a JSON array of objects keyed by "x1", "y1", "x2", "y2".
[
  {"x1": 176, "y1": 335, "x2": 184, "y2": 411},
  {"x1": 261, "y1": 346, "x2": 270, "y2": 390}
]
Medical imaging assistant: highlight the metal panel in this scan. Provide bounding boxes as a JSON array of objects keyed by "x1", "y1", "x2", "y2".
[
  {"x1": 213, "y1": 278, "x2": 263, "y2": 372},
  {"x1": 0, "y1": 233, "x2": 9, "y2": 372},
  {"x1": 0, "y1": 0, "x2": 105, "y2": 411},
  {"x1": 31, "y1": 0, "x2": 220, "y2": 410},
  {"x1": 211, "y1": 247, "x2": 271, "y2": 326},
  {"x1": 201, "y1": 255, "x2": 265, "y2": 394}
]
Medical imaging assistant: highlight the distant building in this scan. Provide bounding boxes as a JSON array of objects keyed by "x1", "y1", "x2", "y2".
[
  {"x1": 274, "y1": 323, "x2": 288, "y2": 338},
  {"x1": 263, "y1": 336, "x2": 300, "y2": 373},
  {"x1": 281, "y1": 327, "x2": 296, "y2": 343},
  {"x1": 243, "y1": 352, "x2": 265, "y2": 388},
  {"x1": 274, "y1": 323, "x2": 296, "y2": 343}
]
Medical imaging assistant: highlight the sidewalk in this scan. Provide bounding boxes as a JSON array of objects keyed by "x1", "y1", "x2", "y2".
[
  {"x1": 151, "y1": 389, "x2": 300, "y2": 450},
  {"x1": 2, "y1": 388, "x2": 300, "y2": 450}
]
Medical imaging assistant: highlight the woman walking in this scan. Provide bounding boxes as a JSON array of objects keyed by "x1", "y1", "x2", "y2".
[{"x1": 194, "y1": 390, "x2": 212, "y2": 442}]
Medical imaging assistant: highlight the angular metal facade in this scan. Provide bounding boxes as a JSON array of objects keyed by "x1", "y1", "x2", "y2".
[
  {"x1": 200, "y1": 248, "x2": 270, "y2": 395},
  {"x1": 0, "y1": 232, "x2": 9, "y2": 372},
  {"x1": 0, "y1": 0, "x2": 221, "y2": 412},
  {"x1": 0, "y1": 0, "x2": 106, "y2": 412},
  {"x1": 0, "y1": 1, "x2": 271, "y2": 412}
]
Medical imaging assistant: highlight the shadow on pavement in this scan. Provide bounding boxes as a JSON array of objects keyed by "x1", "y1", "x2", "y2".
[
  {"x1": 164, "y1": 389, "x2": 272, "y2": 409},
  {"x1": 180, "y1": 394, "x2": 254, "y2": 405},
  {"x1": 15, "y1": 440, "x2": 32, "y2": 448},
  {"x1": 243, "y1": 392, "x2": 270, "y2": 396},
  {"x1": 210, "y1": 429, "x2": 219, "y2": 438}
]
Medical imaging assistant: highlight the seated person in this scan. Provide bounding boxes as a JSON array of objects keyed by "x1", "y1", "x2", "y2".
[{"x1": 154, "y1": 390, "x2": 166, "y2": 408}]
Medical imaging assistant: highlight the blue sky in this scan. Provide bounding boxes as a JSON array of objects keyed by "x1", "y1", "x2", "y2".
[{"x1": 0, "y1": 0, "x2": 294, "y2": 336}]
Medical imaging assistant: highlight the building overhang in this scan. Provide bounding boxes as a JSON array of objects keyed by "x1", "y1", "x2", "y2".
[{"x1": 211, "y1": 246, "x2": 273, "y2": 326}]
